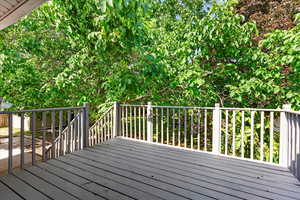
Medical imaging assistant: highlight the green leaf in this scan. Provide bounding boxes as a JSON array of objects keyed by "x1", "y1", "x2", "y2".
[
  {"x1": 107, "y1": 0, "x2": 113, "y2": 7},
  {"x1": 295, "y1": 13, "x2": 300, "y2": 23},
  {"x1": 125, "y1": 0, "x2": 130, "y2": 7},
  {"x1": 100, "y1": 0, "x2": 107, "y2": 12}
]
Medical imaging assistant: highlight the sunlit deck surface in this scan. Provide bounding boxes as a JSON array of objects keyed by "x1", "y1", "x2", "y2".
[{"x1": 0, "y1": 138, "x2": 300, "y2": 200}]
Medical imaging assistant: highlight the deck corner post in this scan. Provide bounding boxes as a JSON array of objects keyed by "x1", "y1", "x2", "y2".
[
  {"x1": 280, "y1": 104, "x2": 291, "y2": 167},
  {"x1": 8, "y1": 112, "x2": 13, "y2": 174},
  {"x1": 83, "y1": 102, "x2": 90, "y2": 148},
  {"x1": 147, "y1": 102, "x2": 153, "y2": 142},
  {"x1": 212, "y1": 103, "x2": 221, "y2": 155},
  {"x1": 113, "y1": 102, "x2": 120, "y2": 138}
]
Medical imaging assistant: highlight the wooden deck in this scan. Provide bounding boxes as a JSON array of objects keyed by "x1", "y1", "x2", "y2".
[{"x1": 0, "y1": 138, "x2": 300, "y2": 200}]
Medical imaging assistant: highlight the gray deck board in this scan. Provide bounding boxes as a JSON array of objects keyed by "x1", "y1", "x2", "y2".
[
  {"x1": 103, "y1": 139, "x2": 299, "y2": 184},
  {"x1": 112, "y1": 139, "x2": 290, "y2": 172},
  {"x1": 0, "y1": 174, "x2": 50, "y2": 200},
  {"x1": 14, "y1": 170, "x2": 78, "y2": 200},
  {"x1": 66, "y1": 154, "x2": 219, "y2": 200},
  {"x1": 105, "y1": 139, "x2": 300, "y2": 191},
  {"x1": 120, "y1": 140, "x2": 292, "y2": 174},
  {"x1": 90, "y1": 142, "x2": 300, "y2": 199},
  {"x1": 82, "y1": 146, "x2": 299, "y2": 200},
  {"x1": 55, "y1": 157, "x2": 188, "y2": 200},
  {"x1": 46, "y1": 159, "x2": 136, "y2": 200},
  {"x1": 37, "y1": 162, "x2": 91, "y2": 185},
  {"x1": 72, "y1": 150, "x2": 266, "y2": 200},
  {"x1": 26, "y1": 166, "x2": 104, "y2": 200},
  {"x1": 105, "y1": 139, "x2": 297, "y2": 183},
  {"x1": 0, "y1": 180, "x2": 23, "y2": 200},
  {"x1": 0, "y1": 137, "x2": 300, "y2": 200},
  {"x1": 37, "y1": 162, "x2": 132, "y2": 200},
  {"x1": 92, "y1": 142, "x2": 300, "y2": 193}
]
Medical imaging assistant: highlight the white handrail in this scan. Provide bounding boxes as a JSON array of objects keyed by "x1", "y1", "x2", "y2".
[
  {"x1": 118, "y1": 103, "x2": 300, "y2": 175},
  {"x1": 88, "y1": 106, "x2": 115, "y2": 146}
]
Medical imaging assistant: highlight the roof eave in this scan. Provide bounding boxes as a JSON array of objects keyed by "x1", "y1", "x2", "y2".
[{"x1": 0, "y1": 0, "x2": 47, "y2": 30}]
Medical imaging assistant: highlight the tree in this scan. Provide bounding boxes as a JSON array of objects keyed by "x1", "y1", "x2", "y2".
[
  {"x1": 0, "y1": 0, "x2": 299, "y2": 117},
  {"x1": 0, "y1": 0, "x2": 153, "y2": 116},
  {"x1": 236, "y1": 0, "x2": 300, "y2": 40}
]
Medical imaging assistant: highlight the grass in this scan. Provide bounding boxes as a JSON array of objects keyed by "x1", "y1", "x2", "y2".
[
  {"x1": 0, "y1": 127, "x2": 42, "y2": 138},
  {"x1": 0, "y1": 127, "x2": 21, "y2": 137}
]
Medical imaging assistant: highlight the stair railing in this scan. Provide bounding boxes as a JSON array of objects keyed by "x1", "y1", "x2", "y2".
[
  {"x1": 1, "y1": 104, "x2": 89, "y2": 174},
  {"x1": 88, "y1": 102, "x2": 121, "y2": 146},
  {"x1": 45, "y1": 112, "x2": 82, "y2": 160}
]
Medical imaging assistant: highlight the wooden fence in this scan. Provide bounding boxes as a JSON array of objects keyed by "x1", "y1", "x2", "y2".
[{"x1": 0, "y1": 114, "x2": 8, "y2": 127}]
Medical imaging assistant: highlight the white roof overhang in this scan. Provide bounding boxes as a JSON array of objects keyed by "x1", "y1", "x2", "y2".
[{"x1": 0, "y1": 0, "x2": 47, "y2": 30}]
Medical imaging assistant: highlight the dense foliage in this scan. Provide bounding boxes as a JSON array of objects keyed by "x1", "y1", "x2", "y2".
[
  {"x1": 0, "y1": 0, "x2": 299, "y2": 116},
  {"x1": 236, "y1": 0, "x2": 300, "y2": 41}
]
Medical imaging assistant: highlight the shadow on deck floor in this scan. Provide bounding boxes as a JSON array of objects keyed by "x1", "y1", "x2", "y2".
[{"x1": 0, "y1": 137, "x2": 300, "y2": 200}]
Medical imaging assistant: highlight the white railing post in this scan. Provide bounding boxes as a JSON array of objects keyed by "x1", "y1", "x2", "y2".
[
  {"x1": 296, "y1": 114, "x2": 300, "y2": 181},
  {"x1": 83, "y1": 102, "x2": 90, "y2": 147},
  {"x1": 280, "y1": 104, "x2": 291, "y2": 167},
  {"x1": 212, "y1": 103, "x2": 221, "y2": 154},
  {"x1": 8, "y1": 113, "x2": 13, "y2": 174},
  {"x1": 147, "y1": 102, "x2": 153, "y2": 142},
  {"x1": 113, "y1": 102, "x2": 120, "y2": 138}
]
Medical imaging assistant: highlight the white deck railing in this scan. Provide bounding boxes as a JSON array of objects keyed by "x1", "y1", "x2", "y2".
[
  {"x1": 284, "y1": 110, "x2": 300, "y2": 178},
  {"x1": 45, "y1": 112, "x2": 84, "y2": 160},
  {"x1": 1, "y1": 104, "x2": 89, "y2": 174},
  {"x1": 88, "y1": 106, "x2": 115, "y2": 146},
  {"x1": 3, "y1": 101, "x2": 299, "y2": 181},
  {"x1": 112, "y1": 102, "x2": 300, "y2": 180}
]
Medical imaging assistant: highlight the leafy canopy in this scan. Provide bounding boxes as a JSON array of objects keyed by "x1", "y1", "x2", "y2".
[{"x1": 0, "y1": 0, "x2": 299, "y2": 115}]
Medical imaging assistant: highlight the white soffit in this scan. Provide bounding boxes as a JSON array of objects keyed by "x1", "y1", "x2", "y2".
[{"x1": 0, "y1": 0, "x2": 47, "y2": 30}]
